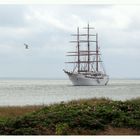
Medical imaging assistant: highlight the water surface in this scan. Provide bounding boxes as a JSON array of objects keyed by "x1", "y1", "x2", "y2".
[{"x1": 0, "y1": 79, "x2": 140, "y2": 106}]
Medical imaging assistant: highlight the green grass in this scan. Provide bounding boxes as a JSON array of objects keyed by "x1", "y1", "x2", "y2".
[{"x1": 0, "y1": 98, "x2": 140, "y2": 135}]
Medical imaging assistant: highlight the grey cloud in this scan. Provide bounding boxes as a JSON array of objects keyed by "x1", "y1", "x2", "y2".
[
  {"x1": 0, "y1": 5, "x2": 140, "y2": 78},
  {"x1": 0, "y1": 5, "x2": 28, "y2": 27}
]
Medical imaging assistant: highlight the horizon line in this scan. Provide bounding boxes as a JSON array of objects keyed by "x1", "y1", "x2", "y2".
[{"x1": 0, "y1": 77, "x2": 140, "y2": 80}]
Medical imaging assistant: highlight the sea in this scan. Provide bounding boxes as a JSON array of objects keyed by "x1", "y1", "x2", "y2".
[{"x1": 0, "y1": 79, "x2": 140, "y2": 106}]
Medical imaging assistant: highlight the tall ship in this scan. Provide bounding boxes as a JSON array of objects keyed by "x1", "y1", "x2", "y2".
[{"x1": 63, "y1": 24, "x2": 109, "y2": 86}]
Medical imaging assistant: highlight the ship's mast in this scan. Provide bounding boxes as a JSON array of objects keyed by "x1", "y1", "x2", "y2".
[
  {"x1": 83, "y1": 24, "x2": 95, "y2": 72},
  {"x1": 87, "y1": 24, "x2": 90, "y2": 71},
  {"x1": 77, "y1": 27, "x2": 80, "y2": 73},
  {"x1": 96, "y1": 33, "x2": 98, "y2": 72}
]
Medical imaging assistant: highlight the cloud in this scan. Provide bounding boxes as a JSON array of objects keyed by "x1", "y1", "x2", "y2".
[
  {"x1": 0, "y1": 5, "x2": 140, "y2": 78},
  {"x1": 0, "y1": 5, "x2": 27, "y2": 27}
]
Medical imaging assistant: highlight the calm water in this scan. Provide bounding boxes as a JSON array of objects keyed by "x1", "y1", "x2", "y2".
[{"x1": 0, "y1": 79, "x2": 140, "y2": 106}]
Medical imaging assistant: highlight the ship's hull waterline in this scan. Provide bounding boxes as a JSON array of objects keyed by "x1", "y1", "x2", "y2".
[{"x1": 65, "y1": 72, "x2": 109, "y2": 86}]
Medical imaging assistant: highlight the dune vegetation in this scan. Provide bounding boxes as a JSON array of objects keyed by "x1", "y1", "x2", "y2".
[{"x1": 0, "y1": 98, "x2": 140, "y2": 135}]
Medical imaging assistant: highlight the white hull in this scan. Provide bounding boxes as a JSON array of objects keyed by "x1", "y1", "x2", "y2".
[{"x1": 65, "y1": 72, "x2": 109, "y2": 86}]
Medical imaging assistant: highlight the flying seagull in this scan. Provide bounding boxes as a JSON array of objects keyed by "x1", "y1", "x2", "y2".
[{"x1": 24, "y1": 43, "x2": 29, "y2": 49}]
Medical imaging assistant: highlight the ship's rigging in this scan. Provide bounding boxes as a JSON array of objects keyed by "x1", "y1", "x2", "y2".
[{"x1": 66, "y1": 24, "x2": 104, "y2": 75}]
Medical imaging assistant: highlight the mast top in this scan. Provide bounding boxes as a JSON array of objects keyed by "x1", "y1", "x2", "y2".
[{"x1": 83, "y1": 24, "x2": 95, "y2": 29}]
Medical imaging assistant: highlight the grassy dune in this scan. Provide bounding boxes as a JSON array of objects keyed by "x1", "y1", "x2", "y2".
[
  {"x1": 0, "y1": 98, "x2": 140, "y2": 135},
  {"x1": 0, "y1": 106, "x2": 43, "y2": 118}
]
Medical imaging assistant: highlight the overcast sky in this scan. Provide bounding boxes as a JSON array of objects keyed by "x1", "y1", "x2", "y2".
[{"x1": 0, "y1": 4, "x2": 140, "y2": 79}]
